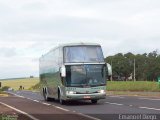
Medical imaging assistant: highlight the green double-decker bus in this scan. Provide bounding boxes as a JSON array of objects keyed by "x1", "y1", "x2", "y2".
[{"x1": 39, "y1": 43, "x2": 112, "y2": 104}]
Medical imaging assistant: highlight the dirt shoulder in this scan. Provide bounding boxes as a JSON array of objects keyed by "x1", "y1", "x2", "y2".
[
  {"x1": 107, "y1": 91, "x2": 160, "y2": 98},
  {"x1": 0, "y1": 93, "x2": 9, "y2": 97},
  {"x1": 0, "y1": 103, "x2": 32, "y2": 120},
  {"x1": 0, "y1": 94, "x2": 32, "y2": 120}
]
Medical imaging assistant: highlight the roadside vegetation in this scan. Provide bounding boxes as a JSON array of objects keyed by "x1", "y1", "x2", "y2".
[
  {"x1": 30, "y1": 80, "x2": 160, "y2": 92},
  {"x1": 29, "y1": 82, "x2": 41, "y2": 91},
  {"x1": 0, "y1": 78, "x2": 39, "y2": 90},
  {"x1": 106, "y1": 50, "x2": 160, "y2": 81},
  {"x1": 107, "y1": 81, "x2": 160, "y2": 92},
  {"x1": 0, "y1": 86, "x2": 10, "y2": 95},
  {"x1": 1, "y1": 78, "x2": 160, "y2": 92},
  {"x1": 0, "y1": 89, "x2": 2, "y2": 94}
]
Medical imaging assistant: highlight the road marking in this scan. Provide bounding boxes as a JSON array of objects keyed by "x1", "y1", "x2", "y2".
[
  {"x1": 13, "y1": 94, "x2": 25, "y2": 98},
  {"x1": 139, "y1": 106, "x2": 160, "y2": 111},
  {"x1": 105, "y1": 102, "x2": 123, "y2": 106},
  {"x1": 108, "y1": 96, "x2": 124, "y2": 98},
  {"x1": 7, "y1": 91, "x2": 102, "y2": 120},
  {"x1": 0, "y1": 101, "x2": 39, "y2": 120},
  {"x1": 7, "y1": 92, "x2": 25, "y2": 98},
  {"x1": 21, "y1": 97, "x2": 70, "y2": 113},
  {"x1": 42, "y1": 102, "x2": 51, "y2": 106},
  {"x1": 55, "y1": 106, "x2": 69, "y2": 112},
  {"x1": 17, "y1": 95, "x2": 25, "y2": 98},
  {"x1": 33, "y1": 100, "x2": 39, "y2": 103},
  {"x1": 106, "y1": 101, "x2": 160, "y2": 112},
  {"x1": 78, "y1": 112, "x2": 101, "y2": 120},
  {"x1": 139, "y1": 98, "x2": 160, "y2": 101}
]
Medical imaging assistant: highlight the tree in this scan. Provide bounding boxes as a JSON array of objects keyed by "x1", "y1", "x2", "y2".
[{"x1": 105, "y1": 50, "x2": 160, "y2": 81}]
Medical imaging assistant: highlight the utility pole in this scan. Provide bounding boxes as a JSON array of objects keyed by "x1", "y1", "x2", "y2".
[
  {"x1": 111, "y1": 60, "x2": 113, "y2": 81},
  {"x1": 134, "y1": 58, "x2": 136, "y2": 81}
]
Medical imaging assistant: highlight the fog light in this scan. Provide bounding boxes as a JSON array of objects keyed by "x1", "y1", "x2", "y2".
[
  {"x1": 99, "y1": 90, "x2": 105, "y2": 93},
  {"x1": 66, "y1": 91, "x2": 76, "y2": 94}
]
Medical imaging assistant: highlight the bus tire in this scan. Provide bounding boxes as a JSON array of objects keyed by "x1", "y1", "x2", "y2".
[
  {"x1": 43, "y1": 88, "x2": 50, "y2": 101},
  {"x1": 58, "y1": 89, "x2": 65, "y2": 105},
  {"x1": 91, "y1": 100, "x2": 98, "y2": 104}
]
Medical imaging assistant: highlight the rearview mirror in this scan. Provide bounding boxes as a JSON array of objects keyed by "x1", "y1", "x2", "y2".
[
  {"x1": 107, "y1": 63, "x2": 112, "y2": 76},
  {"x1": 61, "y1": 65, "x2": 66, "y2": 77}
]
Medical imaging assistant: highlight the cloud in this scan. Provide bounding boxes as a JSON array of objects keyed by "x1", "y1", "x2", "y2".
[
  {"x1": 0, "y1": 47, "x2": 17, "y2": 57},
  {"x1": 0, "y1": 0, "x2": 160, "y2": 78},
  {"x1": 0, "y1": 56, "x2": 38, "y2": 79}
]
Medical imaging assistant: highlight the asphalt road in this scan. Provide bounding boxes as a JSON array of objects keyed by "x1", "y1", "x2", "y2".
[
  {"x1": 0, "y1": 94, "x2": 94, "y2": 120},
  {"x1": 1, "y1": 90, "x2": 160, "y2": 120}
]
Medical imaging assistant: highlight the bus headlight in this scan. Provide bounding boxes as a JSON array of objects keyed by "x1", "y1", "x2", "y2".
[
  {"x1": 66, "y1": 91, "x2": 76, "y2": 94},
  {"x1": 98, "y1": 90, "x2": 105, "y2": 94}
]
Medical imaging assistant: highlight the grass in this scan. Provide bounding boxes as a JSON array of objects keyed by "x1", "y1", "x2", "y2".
[
  {"x1": 0, "y1": 89, "x2": 2, "y2": 93},
  {"x1": 1, "y1": 78, "x2": 160, "y2": 92},
  {"x1": 0, "y1": 78, "x2": 39, "y2": 90},
  {"x1": 107, "y1": 81, "x2": 160, "y2": 92},
  {"x1": 0, "y1": 88, "x2": 5, "y2": 95}
]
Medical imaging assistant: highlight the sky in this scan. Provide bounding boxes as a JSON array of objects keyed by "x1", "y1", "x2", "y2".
[{"x1": 0, "y1": 0, "x2": 160, "y2": 79}]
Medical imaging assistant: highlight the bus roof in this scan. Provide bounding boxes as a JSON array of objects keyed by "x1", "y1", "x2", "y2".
[
  {"x1": 40, "y1": 42, "x2": 101, "y2": 59},
  {"x1": 58, "y1": 42, "x2": 101, "y2": 47}
]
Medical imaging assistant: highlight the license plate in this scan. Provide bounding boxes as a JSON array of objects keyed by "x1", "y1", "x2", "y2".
[{"x1": 84, "y1": 96, "x2": 90, "y2": 99}]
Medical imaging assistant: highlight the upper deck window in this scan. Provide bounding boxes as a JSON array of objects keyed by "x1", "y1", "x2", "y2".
[{"x1": 64, "y1": 46, "x2": 104, "y2": 63}]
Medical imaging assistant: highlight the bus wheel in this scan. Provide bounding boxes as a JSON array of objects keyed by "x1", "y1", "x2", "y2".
[
  {"x1": 58, "y1": 91, "x2": 65, "y2": 105},
  {"x1": 91, "y1": 100, "x2": 98, "y2": 104},
  {"x1": 43, "y1": 88, "x2": 50, "y2": 101}
]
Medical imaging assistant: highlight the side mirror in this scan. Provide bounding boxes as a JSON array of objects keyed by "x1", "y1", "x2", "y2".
[
  {"x1": 61, "y1": 65, "x2": 66, "y2": 77},
  {"x1": 107, "y1": 63, "x2": 112, "y2": 76}
]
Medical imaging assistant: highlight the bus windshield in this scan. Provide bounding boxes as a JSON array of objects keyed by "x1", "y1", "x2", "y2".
[
  {"x1": 65, "y1": 65, "x2": 106, "y2": 87},
  {"x1": 64, "y1": 46, "x2": 104, "y2": 63}
]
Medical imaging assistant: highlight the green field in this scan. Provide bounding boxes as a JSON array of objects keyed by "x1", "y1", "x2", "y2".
[
  {"x1": 0, "y1": 78, "x2": 39, "y2": 90},
  {"x1": 107, "y1": 81, "x2": 160, "y2": 92},
  {"x1": 1, "y1": 78, "x2": 160, "y2": 92}
]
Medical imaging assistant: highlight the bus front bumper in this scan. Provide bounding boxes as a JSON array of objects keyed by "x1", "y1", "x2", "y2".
[{"x1": 65, "y1": 93, "x2": 106, "y2": 100}]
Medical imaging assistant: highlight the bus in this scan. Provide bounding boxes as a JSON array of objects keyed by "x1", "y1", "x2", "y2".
[{"x1": 39, "y1": 43, "x2": 112, "y2": 104}]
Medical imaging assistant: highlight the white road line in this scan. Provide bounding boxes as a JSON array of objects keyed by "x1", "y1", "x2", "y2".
[
  {"x1": 139, "y1": 106, "x2": 160, "y2": 111},
  {"x1": 42, "y1": 102, "x2": 51, "y2": 106},
  {"x1": 55, "y1": 106, "x2": 69, "y2": 112},
  {"x1": 139, "y1": 98, "x2": 160, "y2": 101},
  {"x1": 52, "y1": 105, "x2": 100, "y2": 120},
  {"x1": 106, "y1": 101, "x2": 160, "y2": 112},
  {"x1": 0, "y1": 102, "x2": 39, "y2": 120},
  {"x1": 7, "y1": 92, "x2": 24, "y2": 98},
  {"x1": 13, "y1": 94, "x2": 25, "y2": 98},
  {"x1": 108, "y1": 96, "x2": 124, "y2": 98},
  {"x1": 8, "y1": 92, "x2": 70, "y2": 113},
  {"x1": 17, "y1": 95, "x2": 25, "y2": 98},
  {"x1": 105, "y1": 102, "x2": 123, "y2": 106},
  {"x1": 6, "y1": 92, "x2": 101, "y2": 120},
  {"x1": 78, "y1": 112, "x2": 101, "y2": 120},
  {"x1": 33, "y1": 100, "x2": 39, "y2": 103}
]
